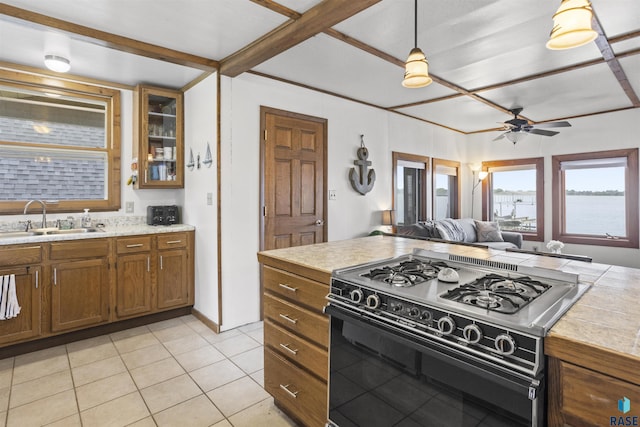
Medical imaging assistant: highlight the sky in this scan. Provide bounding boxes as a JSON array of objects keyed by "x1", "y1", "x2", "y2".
[{"x1": 492, "y1": 167, "x2": 625, "y2": 192}]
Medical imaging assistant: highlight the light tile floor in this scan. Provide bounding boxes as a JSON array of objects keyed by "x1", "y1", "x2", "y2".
[{"x1": 0, "y1": 315, "x2": 298, "y2": 427}]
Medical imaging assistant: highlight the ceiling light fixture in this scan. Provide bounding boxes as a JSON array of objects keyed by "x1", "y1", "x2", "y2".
[
  {"x1": 505, "y1": 131, "x2": 528, "y2": 144},
  {"x1": 546, "y1": 0, "x2": 598, "y2": 50},
  {"x1": 402, "y1": 0, "x2": 432, "y2": 88},
  {"x1": 44, "y1": 32, "x2": 71, "y2": 73}
]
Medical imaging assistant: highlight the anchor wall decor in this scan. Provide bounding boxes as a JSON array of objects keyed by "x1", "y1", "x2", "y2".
[{"x1": 349, "y1": 135, "x2": 376, "y2": 195}]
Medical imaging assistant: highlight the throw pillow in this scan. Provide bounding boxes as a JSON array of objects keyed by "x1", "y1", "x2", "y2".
[
  {"x1": 435, "y1": 219, "x2": 466, "y2": 242},
  {"x1": 474, "y1": 221, "x2": 504, "y2": 242}
]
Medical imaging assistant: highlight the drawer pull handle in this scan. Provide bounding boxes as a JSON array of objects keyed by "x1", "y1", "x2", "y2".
[
  {"x1": 279, "y1": 343, "x2": 298, "y2": 355},
  {"x1": 279, "y1": 384, "x2": 299, "y2": 399},
  {"x1": 279, "y1": 314, "x2": 298, "y2": 324},
  {"x1": 35, "y1": 270, "x2": 39, "y2": 289},
  {"x1": 166, "y1": 240, "x2": 182, "y2": 244},
  {"x1": 126, "y1": 243, "x2": 144, "y2": 248},
  {"x1": 278, "y1": 283, "x2": 298, "y2": 292}
]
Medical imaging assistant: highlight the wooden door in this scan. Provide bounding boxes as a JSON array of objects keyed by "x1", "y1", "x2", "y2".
[
  {"x1": 261, "y1": 107, "x2": 327, "y2": 250},
  {"x1": 51, "y1": 259, "x2": 109, "y2": 332},
  {"x1": 116, "y1": 253, "x2": 152, "y2": 318},
  {"x1": 0, "y1": 266, "x2": 41, "y2": 345},
  {"x1": 157, "y1": 249, "x2": 189, "y2": 309}
]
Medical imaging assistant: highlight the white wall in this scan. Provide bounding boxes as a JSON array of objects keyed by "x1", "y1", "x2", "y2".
[
  {"x1": 219, "y1": 73, "x2": 467, "y2": 330},
  {"x1": 182, "y1": 74, "x2": 218, "y2": 323},
  {"x1": 466, "y1": 108, "x2": 640, "y2": 268}
]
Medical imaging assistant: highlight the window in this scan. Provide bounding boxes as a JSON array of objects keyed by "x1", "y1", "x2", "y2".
[
  {"x1": 482, "y1": 158, "x2": 544, "y2": 241},
  {"x1": 0, "y1": 71, "x2": 121, "y2": 214},
  {"x1": 552, "y1": 149, "x2": 639, "y2": 248},
  {"x1": 392, "y1": 152, "x2": 428, "y2": 225},
  {"x1": 432, "y1": 158, "x2": 460, "y2": 220}
]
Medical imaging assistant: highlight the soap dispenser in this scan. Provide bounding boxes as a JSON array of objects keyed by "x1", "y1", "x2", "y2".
[{"x1": 81, "y1": 208, "x2": 92, "y2": 228}]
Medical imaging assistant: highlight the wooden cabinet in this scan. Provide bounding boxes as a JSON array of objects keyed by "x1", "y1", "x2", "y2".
[
  {"x1": 157, "y1": 233, "x2": 190, "y2": 309},
  {"x1": 0, "y1": 245, "x2": 42, "y2": 345},
  {"x1": 134, "y1": 84, "x2": 184, "y2": 189},
  {"x1": 116, "y1": 236, "x2": 153, "y2": 318},
  {"x1": 262, "y1": 264, "x2": 328, "y2": 427},
  {"x1": 49, "y1": 240, "x2": 110, "y2": 332}
]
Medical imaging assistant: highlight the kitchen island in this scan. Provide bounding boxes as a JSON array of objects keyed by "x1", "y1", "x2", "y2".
[{"x1": 258, "y1": 234, "x2": 639, "y2": 427}]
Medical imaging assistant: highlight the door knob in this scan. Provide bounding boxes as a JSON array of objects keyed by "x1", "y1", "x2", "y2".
[{"x1": 315, "y1": 219, "x2": 325, "y2": 226}]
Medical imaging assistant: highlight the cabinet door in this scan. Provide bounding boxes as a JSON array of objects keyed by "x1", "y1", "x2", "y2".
[
  {"x1": 0, "y1": 266, "x2": 41, "y2": 345},
  {"x1": 51, "y1": 258, "x2": 109, "y2": 332},
  {"x1": 157, "y1": 249, "x2": 189, "y2": 309},
  {"x1": 116, "y1": 253, "x2": 152, "y2": 318}
]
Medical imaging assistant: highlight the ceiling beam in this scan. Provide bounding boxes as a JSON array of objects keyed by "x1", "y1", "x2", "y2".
[
  {"x1": 0, "y1": 3, "x2": 218, "y2": 72},
  {"x1": 220, "y1": 0, "x2": 381, "y2": 77}
]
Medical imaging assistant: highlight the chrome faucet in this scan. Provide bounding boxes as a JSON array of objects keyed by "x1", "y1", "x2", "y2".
[{"x1": 23, "y1": 200, "x2": 47, "y2": 229}]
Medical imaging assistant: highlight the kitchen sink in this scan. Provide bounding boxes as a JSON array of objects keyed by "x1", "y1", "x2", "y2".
[{"x1": 0, "y1": 228, "x2": 104, "y2": 239}]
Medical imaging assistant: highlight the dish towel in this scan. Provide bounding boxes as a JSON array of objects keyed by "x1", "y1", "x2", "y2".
[{"x1": 0, "y1": 274, "x2": 20, "y2": 320}]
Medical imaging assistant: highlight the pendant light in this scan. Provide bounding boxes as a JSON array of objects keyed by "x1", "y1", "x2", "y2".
[
  {"x1": 402, "y1": 0, "x2": 432, "y2": 88},
  {"x1": 546, "y1": 0, "x2": 598, "y2": 50}
]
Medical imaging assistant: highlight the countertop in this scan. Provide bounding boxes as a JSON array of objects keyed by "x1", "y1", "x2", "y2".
[
  {"x1": 0, "y1": 224, "x2": 195, "y2": 246},
  {"x1": 258, "y1": 235, "x2": 640, "y2": 381}
]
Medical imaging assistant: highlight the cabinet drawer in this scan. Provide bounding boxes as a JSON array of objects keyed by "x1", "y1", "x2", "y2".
[
  {"x1": 117, "y1": 236, "x2": 152, "y2": 254},
  {"x1": 265, "y1": 347, "x2": 327, "y2": 427},
  {"x1": 157, "y1": 233, "x2": 187, "y2": 249},
  {"x1": 264, "y1": 266, "x2": 328, "y2": 312},
  {"x1": 561, "y1": 361, "x2": 640, "y2": 424},
  {"x1": 0, "y1": 244, "x2": 42, "y2": 267},
  {"x1": 265, "y1": 319, "x2": 328, "y2": 381},
  {"x1": 50, "y1": 239, "x2": 110, "y2": 260},
  {"x1": 264, "y1": 293, "x2": 328, "y2": 348}
]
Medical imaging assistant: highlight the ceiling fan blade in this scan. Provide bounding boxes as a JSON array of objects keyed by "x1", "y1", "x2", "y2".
[
  {"x1": 529, "y1": 129, "x2": 559, "y2": 137},
  {"x1": 492, "y1": 133, "x2": 506, "y2": 141},
  {"x1": 534, "y1": 121, "x2": 572, "y2": 128}
]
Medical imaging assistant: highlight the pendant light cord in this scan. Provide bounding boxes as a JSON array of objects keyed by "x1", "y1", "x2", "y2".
[{"x1": 413, "y1": 0, "x2": 418, "y2": 48}]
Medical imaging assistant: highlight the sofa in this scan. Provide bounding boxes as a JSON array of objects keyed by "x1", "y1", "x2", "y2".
[{"x1": 396, "y1": 218, "x2": 523, "y2": 250}]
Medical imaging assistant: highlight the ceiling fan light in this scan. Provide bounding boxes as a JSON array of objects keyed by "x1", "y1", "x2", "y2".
[
  {"x1": 402, "y1": 47, "x2": 432, "y2": 88},
  {"x1": 44, "y1": 54, "x2": 71, "y2": 73},
  {"x1": 546, "y1": 0, "x2": 597, "y2": 50},
  {"x1": 505, "y1": 131, "x2": 528, "y2": 144}
]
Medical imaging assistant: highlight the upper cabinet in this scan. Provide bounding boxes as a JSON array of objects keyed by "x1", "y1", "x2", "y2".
[{"x1": 134, "y1": 85, "x2": 184, "y2": 189}]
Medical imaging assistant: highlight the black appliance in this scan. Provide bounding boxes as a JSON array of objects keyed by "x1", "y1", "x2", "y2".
[
  {"x1": 326, "y1": 249, "x2": 588, "y2": 427},
  {"x1": 146, "y1": 205, "x2": 180, "y2": 225}
]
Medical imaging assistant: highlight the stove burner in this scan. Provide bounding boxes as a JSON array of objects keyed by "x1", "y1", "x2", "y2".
[
  {"x1": 363, "y1": 260, "x2": 451, "y2": 287},
  {"x1": 441, "y1": 274, "x2": 550, "y2": 314}
]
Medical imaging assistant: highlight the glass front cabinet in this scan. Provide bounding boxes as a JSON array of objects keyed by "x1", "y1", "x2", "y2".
[{"x1": 134, "y1": 85, "x2": 184, "y2": 189}]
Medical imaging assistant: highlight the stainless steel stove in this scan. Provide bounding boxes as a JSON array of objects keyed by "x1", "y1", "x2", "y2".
[{"x1": 325, "y1": 249, "x2": 589, "y2": 427}]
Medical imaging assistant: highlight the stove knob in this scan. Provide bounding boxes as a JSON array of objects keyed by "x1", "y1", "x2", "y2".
[
  {"x1": 462, "y1": 324, "x2": 483, "y2": 344},
  {"x1": 408, "y1": 307, "x2": 420, "y2": 318},
  {"x1": 419, "y1": 311, "x2": 432, "y2": 322},
  {"x1": 365, "y1": 294, "x2": 380, "y2": 309},
  {"x1": 437, "y1": 316, "x2": 456, "y2": 335},
  {"x1": 495, "y1": 334, "x2": 517, "y2": 356},
  {"x1": 391, "y1": 303, "x2": 403, "y2": 312},
  {"x1": 350, "y1": 289, "x2": 364, "y2": 304}
]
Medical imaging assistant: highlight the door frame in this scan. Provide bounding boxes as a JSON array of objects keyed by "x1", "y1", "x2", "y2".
[{"x1": 259, "y1": 106, "x2": 328, "y2": 252}]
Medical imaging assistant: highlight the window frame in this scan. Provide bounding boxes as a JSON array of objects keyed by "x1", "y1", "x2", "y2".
[
  {"x1": 432, "y1": 158, "x2": 460, "y2": 219},
  {"x1": 392, "y1": 151, "x2": 429, "y2": 225},
  {"x1": 552, "y1": 148, "x2": 639, "y2": 248},
  {"x1": 481, "y1": 157, "x2": 545, "y2": 242},
  {"x1": 0, "y1": 70, "x2": 121, "y2": 214}
]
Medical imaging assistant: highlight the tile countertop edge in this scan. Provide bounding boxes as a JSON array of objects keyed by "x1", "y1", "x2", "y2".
[
  {"x1": 258, "y1": 234, "x2": 640, "y2": 375},
  {"x1": 0, "y1": 224, "x2": 195, "y2": 245}
]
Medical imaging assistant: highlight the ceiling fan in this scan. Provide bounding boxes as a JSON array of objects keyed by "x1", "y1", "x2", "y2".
[{"x1": 493, "y1": 107, "x2": 571, "y2": 144}]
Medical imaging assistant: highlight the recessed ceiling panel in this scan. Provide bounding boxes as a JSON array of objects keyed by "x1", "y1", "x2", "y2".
[
  {"x1": 592, "y1": 0, "x2": 640, "y2": 38},
  {"x1": 272, "y1": 0, "x2": 322, "y2": 14},
  {"x1": 613, "y1": 38, "x2": 640, "y2": 55},
  {"x1": 1, "y1": 0, "x2": 287, "y2": 60},
  {"x1": 480, "y1": 63, "x2": 631, "y2": 122},
  {"x1": 396, "y1": 97, "x2": 508, "y2": 133},
  {"x1": 0, "y1": 19, "x2": 201, "y2": 88},
  {"x1": 620, "y1": 56, "x2": 640, "y2": 98},
  {"x1": 253, "y1": 33, "x2": 457, "y2": 108}
]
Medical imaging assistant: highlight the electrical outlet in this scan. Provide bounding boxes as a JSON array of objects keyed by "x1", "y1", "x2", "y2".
[
  {"x1": 206, "y1": 192, "x2": 213, "y2": 206},
  {"x1": 329, "y1": 190, "x2": 337, "y2": 200},
  {"x1": 125, "y1": 201, "x2": 134, "y2": 213}
]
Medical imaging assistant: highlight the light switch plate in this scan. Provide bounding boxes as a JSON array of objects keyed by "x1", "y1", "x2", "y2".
[
  {"x1": 206, "y1": 193, "x2": 213, "y2": 205},
  {"x1": 125, "y1": 201, "x2": 134, "y2": 213}
]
